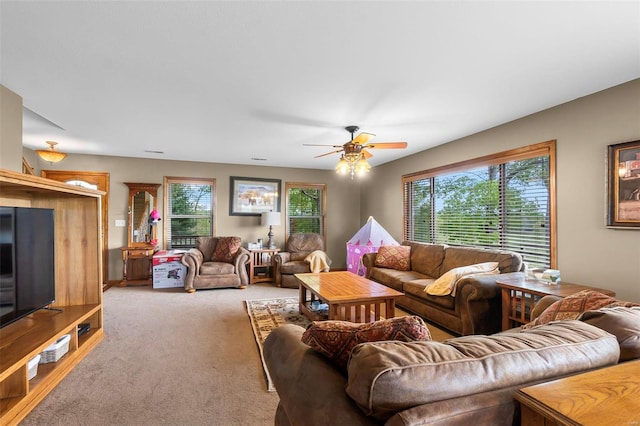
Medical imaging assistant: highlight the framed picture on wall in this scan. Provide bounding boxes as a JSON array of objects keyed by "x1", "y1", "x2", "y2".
[
  {"x1": 607, "y1": 139, "x2": 640, "y2": 228},
  {"x1": 229, "y1": 176, "x2": 281, "y2": 216}
]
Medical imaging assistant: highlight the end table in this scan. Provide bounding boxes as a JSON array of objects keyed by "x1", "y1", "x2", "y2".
[
  {"x1": 496, "y1": 273, "x2": 615, "y2": 330},
  {"x1": 248, "y1": 248, "x2": 279, "y2": 284}
]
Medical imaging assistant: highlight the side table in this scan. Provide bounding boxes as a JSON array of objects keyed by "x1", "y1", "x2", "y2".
[
  {"x1": 496, "y1": 273, "x2": 615, "y2": 330},
  {"x1": 119, "y1": 244, "x2": 156, "y2": 286},
  {"x1": 515, "y1": 359, "x2": 640, "y2": 425},
  {"x1": 248, "y1": 248, "x2": 279, "y2": 284}
]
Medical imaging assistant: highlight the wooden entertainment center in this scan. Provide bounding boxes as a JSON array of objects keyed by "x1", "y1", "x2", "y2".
[{"x1": 0, "y1": 169, "x2": 104, "y2": 425}]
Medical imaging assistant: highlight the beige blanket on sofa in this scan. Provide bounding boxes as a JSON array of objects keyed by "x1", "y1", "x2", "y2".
[
  {"x1": 425, "y1": 262, "x2": 499, "y2": 296},
  {"x1": 305, "y1": 250, "x2": 332, "y2": 273}
]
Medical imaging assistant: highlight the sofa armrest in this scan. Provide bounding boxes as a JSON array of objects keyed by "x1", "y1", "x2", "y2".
[
  {"x1": 181, "y1": 249, "x2": 204, "y2": 292},
  {"x1": 233, "y1": 247, "x2": 251, "y2": 285},
  {"x1": 263, "y1": 325, "x2": 376, "y2": 426},
  {"x1": 455, "y1": 273, "x2": 513, "y2": 335},
  {"x1": 362, "y1": 253, "x2": 377, "y2": 278},
  {"x1": 273, "y1": 252, "x2": 291, "y2": 285}
]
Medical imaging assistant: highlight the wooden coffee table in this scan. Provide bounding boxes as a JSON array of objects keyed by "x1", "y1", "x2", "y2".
[{"x1": 295, "y1": 271, "x2": 403, "y2": 323}]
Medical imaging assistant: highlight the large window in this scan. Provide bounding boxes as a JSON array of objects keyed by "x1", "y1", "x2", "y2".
[
  {"x1": 403, "y1": 141, "x2": 556, "y2": 269},
  {"x1": 286, "y1": 182, "x2": 326, "y2": 240},
  {"x1": 164, "y1": 177, "x2": 215, "y2": 249}
]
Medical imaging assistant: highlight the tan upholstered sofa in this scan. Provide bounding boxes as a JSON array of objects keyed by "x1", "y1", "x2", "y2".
[
  {"x1": 264, "y1": 302, "x2": 640, "y2": 426},
  {"x1": 362, "y1": 241, "x2": 523, "y2": 335},
  {"x1": 181, "y1": 236, "x2": 250, "y2": 292}
]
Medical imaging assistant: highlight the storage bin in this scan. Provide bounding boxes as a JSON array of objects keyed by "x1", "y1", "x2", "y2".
[
  {"x1": 39, "y1": 334, "x2": 70, "y2": 363},
  {"x1": 28, "y1": 354, "x2": 41, "y2": 380}
]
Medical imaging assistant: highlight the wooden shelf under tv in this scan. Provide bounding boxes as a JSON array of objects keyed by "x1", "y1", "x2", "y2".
[{"x1": 0, "y1": 169, "x2": 105, "y2": 426}]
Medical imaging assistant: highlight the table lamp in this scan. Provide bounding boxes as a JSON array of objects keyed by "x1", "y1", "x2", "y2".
[{"x1": 261, "y1": 211, "x2": 281, "y2": 249}]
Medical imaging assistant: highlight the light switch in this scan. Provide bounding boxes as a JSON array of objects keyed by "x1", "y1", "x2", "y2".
[{"x1": 115, "y1": 219, "x2": 126, "y2": 227}]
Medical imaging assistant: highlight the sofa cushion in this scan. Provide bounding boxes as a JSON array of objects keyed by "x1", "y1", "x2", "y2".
[
  {"x1": 200, "y1": 261, "x2": 235, "y2": 275},
  {"x1": 523, "y1": 290, "x2": 624, "y2": 329},
  {"x1": 280, "y1": 260, "x2": 312, "y2": 275},
  {"x1": 425, "y1": 262, "x2": 499, "y2": 296},
  {"x1": 369, "y1": 268, "x2": 427, "y2": 292},
  {"x1": 441, "y1": 246, "x2": 522, "y2": 275},
  {"x1": 345, "y1": 321, "x2": 619, "y2": 420},
  {"x1": 404, "y1": 280, "x2": 455, "y2": 310},
  {"x1": 403, "y1": 241, "x2": 446, "y2": 277},
  {"x1": 301, "y1": 316, "x2": 431, "y2": 370},
  {"x1": 211, "y1": 236, "x2": 241, "y2": 263},
  {"x1": 375, "y1": 245, "x2": 411, "y2": 271},
  {"x1": 579, "y1": 306, "x2": 640, "y2": 362}
]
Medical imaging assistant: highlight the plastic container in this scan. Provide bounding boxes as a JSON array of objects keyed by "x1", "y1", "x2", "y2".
[
  {"x1": 28, "y1": 354, "x2": 41, "y2": 380},
  {"x1": 39, "y1": 334, "x2": 70, "y2": 363}
]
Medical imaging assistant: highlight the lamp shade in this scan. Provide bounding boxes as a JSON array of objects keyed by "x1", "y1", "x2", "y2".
[
  {"x1": 261, "y1": 211, "x2": 280, "y2": 226},
  {"x1": 36, "y1": 141, "x2": 67, "y2": 163}
]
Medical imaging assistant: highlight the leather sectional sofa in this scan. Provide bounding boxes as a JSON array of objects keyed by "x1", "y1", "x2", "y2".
[
  {"x1": 264, "y1": 304, "x2": 640, "y2": 426},
  {"x1": 362, "y1": 241, "x2": 523, "y2": 335}
]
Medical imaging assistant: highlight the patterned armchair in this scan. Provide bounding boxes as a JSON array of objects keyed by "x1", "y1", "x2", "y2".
[
  {"x1": 181, "y1": 236, "x2": 250, "y2": 293},
  {"x1": 273, "y1": 233, "x2": 329, "y2": 288}
]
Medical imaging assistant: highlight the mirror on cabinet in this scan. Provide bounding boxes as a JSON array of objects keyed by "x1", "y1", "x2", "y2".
[{"x1": 124, "y1": 182, "x2": 161, "y2": 247}]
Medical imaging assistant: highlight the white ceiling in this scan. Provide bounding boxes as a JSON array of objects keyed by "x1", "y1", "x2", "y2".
[{"x1": 2, "y1": 1, "x2": 639, "y2": 170}]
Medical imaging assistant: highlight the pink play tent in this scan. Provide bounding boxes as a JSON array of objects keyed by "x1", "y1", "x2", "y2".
[{"x1": 346, "y1": 216, "x2": 399, "y2": 276}]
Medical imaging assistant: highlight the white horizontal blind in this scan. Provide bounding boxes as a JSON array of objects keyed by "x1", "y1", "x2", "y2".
[
  {"x1": 403, "y1": 142, "x2": 554, "y2": 269},
  {"x1": 165, "y1": 178, "x2": 215, "y2": 249}
]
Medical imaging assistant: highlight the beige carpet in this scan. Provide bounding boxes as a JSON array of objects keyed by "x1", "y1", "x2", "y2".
[{"x1": 22, "y1": 283, "x2": 298, "y2": 426}]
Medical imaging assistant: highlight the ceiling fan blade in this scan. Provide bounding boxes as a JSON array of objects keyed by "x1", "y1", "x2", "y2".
[
  {"x1": 364, "y1": 142, "x2": 408, "y2": 149},
  {"x1": 362, "y1": 149, "x2": 373, "y2": 159},
  {"x1": 352, "y1": 132, "x2": 375, "y2": 145},
  {"x1": 314, "y1": 149, "x2": 344, "y2": 158},
  {"x1": 303, "y1": 144, "x2": 344, "y2": 148}
]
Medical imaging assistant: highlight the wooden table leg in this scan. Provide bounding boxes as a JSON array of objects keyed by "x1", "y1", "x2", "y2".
[{"x1": 501, "y1": 288, "x2": 511, "y2": 331}]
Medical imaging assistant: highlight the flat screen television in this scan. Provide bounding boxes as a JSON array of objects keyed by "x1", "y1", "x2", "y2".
[{"x1": 0, "y1": 206, "x2": 56, "y2": 328}]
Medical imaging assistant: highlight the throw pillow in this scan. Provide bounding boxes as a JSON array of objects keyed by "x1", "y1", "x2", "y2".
[
  {"x1": 374, "y1": 245, "x2": 411, "y2": 271},
  {"x1": 425, "y1": 262, "x2": 499, "y2": 296},
  {"x1": 301, "y1": 316, "x2": 431, "y2": 370},
  {"x1": 211, "y1": 236, "x2": 242, "y2": 263},
  {"x1": 523, "y1": 290, "x2": 618, "y2": 329},
  {"x1": 579, "y1": 306, "x2": 640, "y2": 362}
]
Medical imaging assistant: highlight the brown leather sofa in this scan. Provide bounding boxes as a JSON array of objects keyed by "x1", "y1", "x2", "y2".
[
  {"x1": 362, "y1": 241, "x2": 523, "y2": 335},
  {"x1": 273, "y1": 233, "x2": 327, "y2": 288},
  {"x1": 180, "y1": 236, "x2": 250, "y2": 292},
  {"x1": 264, "y1": 315, "x2": 636, "y2": 426}
]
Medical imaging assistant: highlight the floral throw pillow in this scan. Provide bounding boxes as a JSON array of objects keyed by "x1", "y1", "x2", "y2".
[
  {"x1": 301, "y1": 316, "x2": 431, "y2": 370},
  {"x1": 523, "y1": 290, "x2": 621, "y2": 329},
  {"x1": 374, "y1": 245, "x2": 411, "y2": 271},
  {"x1": 211, "y1": 236, "x2": 242, "y2": 263}
]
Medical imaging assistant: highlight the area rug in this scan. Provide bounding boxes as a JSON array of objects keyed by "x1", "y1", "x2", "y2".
[{"x1": 245, "y1": 297, "x2": 310, "y2": 391}]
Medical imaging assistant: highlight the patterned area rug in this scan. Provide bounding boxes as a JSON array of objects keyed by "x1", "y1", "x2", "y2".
[{"x1": 245, "y1": 297, "x2": 310, "y2": 391}]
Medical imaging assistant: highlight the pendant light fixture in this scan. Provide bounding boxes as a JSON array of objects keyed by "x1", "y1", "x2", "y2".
[{"x1": 36, "y1": 141, "x2": 67, "y2": 163}]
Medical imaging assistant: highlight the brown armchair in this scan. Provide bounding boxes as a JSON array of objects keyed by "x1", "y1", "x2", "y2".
[
  {"x1": 273, "y1": 233, "x2": 329, "y2": 288},
  {"x1": 181, "y1": 236, "x2": 250, "y2": 293}
]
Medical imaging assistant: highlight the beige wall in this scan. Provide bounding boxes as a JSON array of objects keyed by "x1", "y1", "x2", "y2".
[
  {"x1": 27, "y1": 153, "x2": 362, "y2": 281},
  {"x1": 361, "y1": 79, "x2": 640, "y2": 302},
  {"x1": 0, "y1": 85, "x2": 23, "y2": 172}
]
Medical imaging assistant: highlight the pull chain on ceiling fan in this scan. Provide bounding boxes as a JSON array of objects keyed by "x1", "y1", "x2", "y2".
[{"x1": 304, "y1": 126, "x2": 408, "y2": 179}]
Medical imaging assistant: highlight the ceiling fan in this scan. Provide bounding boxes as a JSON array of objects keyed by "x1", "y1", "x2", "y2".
[
  {"x1": 304, "y1": 126, "x2": 408, "y2": 160},
  {"x1": 304, "y1": 126, "x2": 408, "y2": 178}
]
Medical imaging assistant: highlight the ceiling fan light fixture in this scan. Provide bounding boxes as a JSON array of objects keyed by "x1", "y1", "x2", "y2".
[
  {"x1": 36, "y1": 141, "x2": 67, "y2": 163},
  {"x1": 355, "y1": 157, "x2": 371, "y2": 176},
  {"x1": 336, "y1": 155, "x2": 350, "y2": 175}
]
